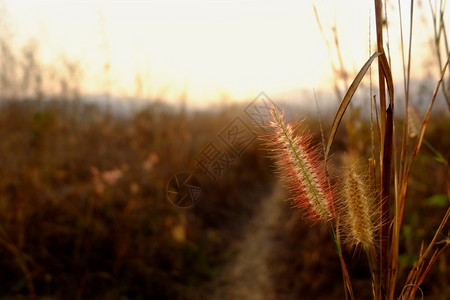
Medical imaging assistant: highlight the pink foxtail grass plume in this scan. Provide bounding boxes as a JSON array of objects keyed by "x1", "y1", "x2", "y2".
[
  {"x1": 265, "y1": 107, "x2": 356, "y2": 298},
  {"x1": 265, "y1": 107, "x2": 334, "y2": 222}
]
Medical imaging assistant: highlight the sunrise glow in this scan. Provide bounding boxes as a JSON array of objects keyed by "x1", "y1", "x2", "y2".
[{"x1": 2, "y1": 0, "x2": 444, "y2": 107}]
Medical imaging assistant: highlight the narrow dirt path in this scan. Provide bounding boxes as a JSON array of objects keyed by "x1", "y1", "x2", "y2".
[{"x1": 209, "y1": 183, "x2": 286, "y2": 299}]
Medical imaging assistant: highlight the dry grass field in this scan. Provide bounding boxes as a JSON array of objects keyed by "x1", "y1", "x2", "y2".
[{"x1": 0, "y1": 97, "x2": 448, "y2": 299}]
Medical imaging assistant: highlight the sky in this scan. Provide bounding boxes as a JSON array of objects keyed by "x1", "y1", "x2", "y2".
[{"x1": 1, "y1": 0, "x2": 445, "y2": 107}]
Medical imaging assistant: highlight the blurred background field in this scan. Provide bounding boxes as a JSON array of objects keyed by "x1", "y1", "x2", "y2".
[
  {"x1": 0, "y1": 97, "x2": 448, "y2": 299},
  {"x1": 0, "y1": 98, "x2": 274, "y2": 299},
  {"x1": 0, "y1": 0, "x2": 449, "y2": 299}
]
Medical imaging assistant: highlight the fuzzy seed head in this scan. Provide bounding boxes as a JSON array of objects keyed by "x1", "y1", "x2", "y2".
[
  {"x1": 338, "y1": 154, "x2": 376, "y2": 249},
  {"x1": 266, "y1": 108, "x2": 334, "y2": 222}
]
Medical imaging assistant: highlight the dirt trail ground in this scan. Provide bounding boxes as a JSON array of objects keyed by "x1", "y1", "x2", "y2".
[{"x1": 209, "y1": 183, "x2": 286, "y2": 300}]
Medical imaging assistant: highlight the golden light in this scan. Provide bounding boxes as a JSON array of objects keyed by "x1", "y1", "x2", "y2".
[{"x1": 2, "y1": 0, "x2": 443, "y2": 107}]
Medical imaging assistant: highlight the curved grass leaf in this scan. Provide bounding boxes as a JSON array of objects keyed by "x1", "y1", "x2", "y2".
[{"x1": 325, "y1": 52, "x2": 381, "y2": 159}]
